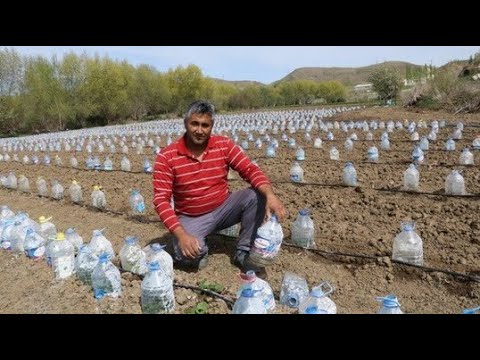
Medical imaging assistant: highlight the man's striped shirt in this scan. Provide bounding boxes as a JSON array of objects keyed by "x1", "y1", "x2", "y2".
[{"x1": 153, "y1": 135, "x2": 270, "y2": 232}]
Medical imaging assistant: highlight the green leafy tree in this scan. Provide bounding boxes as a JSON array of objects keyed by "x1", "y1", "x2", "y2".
[{"x1": 368, "y1": 65, "x2": 404, "y2": 104}]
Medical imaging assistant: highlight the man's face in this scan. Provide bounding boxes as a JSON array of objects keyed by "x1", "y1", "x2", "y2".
[{"x1": 185, "y1": 114, "x2": 213, "y2": 147}]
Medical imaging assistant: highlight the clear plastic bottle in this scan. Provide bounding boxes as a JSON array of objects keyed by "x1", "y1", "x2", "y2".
[
  {"x1": 462, "y1": 306, "x2": 480, "y2": 314},
  {"x1": 141, "y1": 261, "x2": 175, "y2": 314},
  {"x1": 18, "y1": 175, "x2": 30, "y2": 193},
  {"x1": 48, "y1": 232, "x2": 76, "y2": 280},
  {"x1": 103, "y1": 156, "x2": 113, "y2": 171},
  {"x1": 472, "y1": 137, "x2": 480, "y2": 150},
  {"x1": 419, "y1": 136, "x2": 429, "y2": 151},
  {"x1": 366, "y1": 132, "x2": 373, "y2": 141},
  {"x1": 445, "y1": 138, "x2": 456, "y2": 151},
  {"x1": 289, "y1": 161, "x2": 304, "y2": 183},
  {"x1": 38, "y1": 216, "x2": 57, "y2": 249},
  {"x1": 51, "y1": 180, "x2": 64, "y2": 200},
  {"x1": 232, "y1": 288, "x2": 266, "y2": 314},
  {"x1": 91, "y1": 253, "x2": 122, "y2": 299},
  {"x1": 54, "y1": 155, "x2": 63, "y2": 166},
  {"x1": 120, "y1": 236, "x2": 148, "y2": 275},
  {"x1": 279, "y1": 271, "x2": 309, "y2": 308},
  {"x1": 121, "y1": 156, "x2": 131, "y2": 172},
  {"x1": 237, "y1": 270, "x2": 275, "y2": 312},
  {"x1": 143, "y1": 243, "x2": 174, "y2": 280},
  {"x1": 380, "y1": 137, "x2": 390, "y2": 150},
  {"x1": 248, "y1": 215, "x2": 283, "y2": 267},
  {"x1": 75, "y1": 244, "x2": 99, "y2": 286},
  {"x1": 6, "y1": 172, "x2": 17, "y2": 189},
  {"x1": 23, "y1": 227, "x2": 46, "y2": 260},
  {"x1": 36, "y1": 177, "x2": 48, "y2": 197},
  {"x1": 329, "y1": 146, "x2": 340, "y2": 160},
  {"x1": 376, "y1": 294, "x2": 403, "y2": 314},
  {"x1": 291, "y1": 209, "x2": 315, "y2": 248},
  {"x1": 392, "y1": 221, "x2": 423, "y2": 266},
  {"x1": 445, "y1": 170, "x2": 466, "y2": 195},
  {"x1": 65, "y1": 227, "x2": 84, "y2": 254},
  {"x1": 367, "y1": 146, "x2": 379, "y2": 162},
  {"x1": 129, "y1": 189, "x2": 145, "y2": 214},
  {"x1": 403, "y1": 164, "x2": 420, "y2": 191},
  {"x1": 69, "y1": 180, "x2": 83, "y2": 203},
  {"x1": 411, "y1": 146, "x2": 424, "y2": 164},
  {"x1": 295, "y1": 147, "x2": 305, "y2": 161},
  {"x1": 313, "y1": 138, "x2": 322, "y2": 148},
  {"x1": 265, "y1": 146, "x2": 276, "y2": 158},
  {"x1": 89, "y1": 229, "x2": 115, "y2": 258},
  {"x1": 459, "y1": 148, "x2": 474, "y2": 165},
  {"x1": 342, "y1": 161, "x2": 357, "y2": 187},
  {"x1": 91, "y1": 186, "x2": 107, "y2": 209},
  {"x1": 344, "y1": 138, "x2": 353, "y2": 151},
  {"x1": 299, "y1": 281, "x2": 337, "y2": 314},
  {"x1": 70, "y1": 155, "x2": 78, "y2": 168}
]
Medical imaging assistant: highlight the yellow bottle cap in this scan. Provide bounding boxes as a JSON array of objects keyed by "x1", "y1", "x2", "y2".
[
  {"x1": 72, "y1": 180, "x2": 77, "y2": 185},
  {"x1": 93, "y1": 185, "x2": 100, "y2": 191},
  {"x1": 55, "y1": 232, "x2": 65, "y2": 241},
  {"x1": 38, "y1": 216, "x2": 52, "y2": 223}
]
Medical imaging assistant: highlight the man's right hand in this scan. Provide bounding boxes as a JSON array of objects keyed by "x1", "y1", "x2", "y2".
[{"x1": 174, "y1": 227, "x2": 202, "y2": 259}]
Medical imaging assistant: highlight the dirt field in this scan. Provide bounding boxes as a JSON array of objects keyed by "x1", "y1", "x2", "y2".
[{"x1": 0, "y1": 106, "x2": 479, "y2": 314}]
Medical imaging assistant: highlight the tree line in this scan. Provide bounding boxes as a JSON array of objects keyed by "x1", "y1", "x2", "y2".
[{"x1": 0, "y1": 48, "x2": 347, "y2": 135}]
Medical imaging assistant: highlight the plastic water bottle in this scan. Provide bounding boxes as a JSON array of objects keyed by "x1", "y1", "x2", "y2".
[
  {"x1": 295, "y1": 147, "x2": 305, "y2": 161},
  {"x1": 6, "y1": 172, "x2": 17, "y2": 189},
  {"x1": 70, "y1": 155, "x2": 78, "y2": 168},
  {"x1": 141, "y1": 261, "x2": 175, "y2": 314},
  {"x1": 44, "y1": 154, "x2": 51, "y2": 166},
  {"x1": 38, "y1": 216, "x2": 57, "y2": 246},
  {"x1": 279, "y1": 271, "x2": 309, "y2": 308},
  {"x1": 326, "y1": 131, "x2": 334, "y2": 141},
  {"x1": 419, "y1": 136, "x2": 429, "y2": 151},
  {"x1": 120, "y1": 236, "x2": 148, "y2": 275},
  {"x1": 289, "y1": 161, "x2": 304, "y2": 183},
  {"x1": 392, "y1": 221, "x2": 423, "y2": 266},
  {"x1": 313, "y1": 138, "x2": 322, "y2": 148},
  {"x1": 452, "y1": 128, "x2": 462, "y2": 140},
  {"x1": 232, "y1": 288, "x2": 267, "y2": 314},
  {"x1": 54, "y1": 155, "x2": 63, "y2": 166},
  {"x1": 288, "y1": 138, "x2": 296, "y2": 148},
  {"x1": 462, "y1": 306, "x2": 480, "y2": 314},
  {"x1": 143, "y1": 243, "x2": 174, "y2": 280},
  {"x1": 428, "y1": 131, "x2": 437, "y2": 141},
  {"x1": 91, "y1": 253, "x2": 122, "y2": 299},
  {"x1": 75, "y1": 244, "x2": 99, "y2": 286},
  {"x1": 376, "y1": 294, "x2": 403, "y2": 314},
  {"x1": 48, "y1": 232, "x2": 76, "y2": 279},
  {"x1": 459, "y1": 148, "x2": 474, "y2": 165},
  {"x1": 237, "y1": 270, "x2": 275, "y2": 312},
  {"x1": 143, "y1": 158, "x2": 153, "y2": 173},
  {"x1": 367, "y1": 146, "x2": 379, "y2": 162},
  {"x1": 18, "y1": 175, "x2": 30, "y2": 193},
  {"x1": 249, "y1": 215, "x2": 283, "y2": 267},
  {"x1": 329, "y1": 146, "x2": 340, "y2": 160},
  {"x1": 129, "y1": 189, "x2": 145, "y2": 214},
  {"x1": 121, "y1": 156, "x2": 131, "y2": 172},
  {"x1": 380, "y1": 137, "x2": 390, "y2": 150},
  {"x1": 412, "y1": 146, "x2": 424, "y2": 164},
  {"x1": 411, "y1": 131, "x2": 419, "y2": 141},
  {"x1": 344, "y1": 138, "x2": 353, "y2": 151},
  {"x1": 445, "y1": 138, "x2": 455, "y2": 151},
  {"x1": 23, "y1": 227, "x2": 46, "y2": 260},
  {"x1": 241, "y1": 140, "x2": 249, "y2": 150},
  {"x1": 0, "y1": 205, "x2": 15, "y2": 219},
  {"x1": 265, "y1": 146, "x2": 276, "y2": 158},
  {"x1": 342, "y1": 161, "x2": 357, "y2": 187},
  {"x1": 69, "y1": 180, "x2": 83, "y2": 203},
  {"x1": 51, "y1": 180, "x2": 64, "y2": 200},
  {"x1": 472, "y1": 137, "x2": 480, "y2": 150},
  {"x1": 89, "y1": 229, "x2": 115, "y2": 258},
  {"x1": 299, "y1": 281, "x2": 337, "y2": 314},
  {"x1": 445, "y1": 170, "x2": 466, "y2": 195},
  {"x1": 65, "y1": 228, "x2": 84, "y2": 254},
  {"x1": 366, "y1": 132, "x2": 373, "y2": 141},
  {"x1": 403, "y1": 164, "x2": 420, "y2": 191},
  {"x1": 91, "y1": 186, "x2": 107, "y2": 209},
  {"x1": 103, "y1": 156, "x2": 113, "y2": 171},
  {"x1": 291, "y1": 209, "x2": 315, "y2": 248}
]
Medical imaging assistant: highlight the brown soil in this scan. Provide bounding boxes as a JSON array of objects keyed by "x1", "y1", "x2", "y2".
[{"x1": 0, "y1": 106, "x2": 479, "y2": 314}]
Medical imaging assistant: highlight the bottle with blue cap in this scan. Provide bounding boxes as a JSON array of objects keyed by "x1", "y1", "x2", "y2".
[
  {"x1": 288, "y1": 138, "x2": 296, "y2": 148},
  {"x1": 89, "y1": 229, "x2": 115, "y2": 258},
  {"x1": 143, "y1": 243, "x2": 174, "y2": 280},
  {"x1": 103, "y1": 156, "x2": 113, "y2": 171},
  {"x1": 295, "y1": 147, "x2": 305, "y2": 161},
  {"x1": 299, "y1": 281, "x2": 337, "y2": 314},
  {"x1": 367, "y1": 146, "x2": 379, "y2": 162},
  {"x1": 91, "y1": 252, "x2": 122, "y2": 299},
  {"x1": 265, "y1": 145, "x2": 276, "y2": 158},
  {"x1": 143, "y1": 158, "x2": 153, "y2": 173},
  {"x1": 129, "y1": 189, "x2": 145, "y2": 214},
  {"x1": 462, "y1": 306, "x2": 480, "y2": 314},
  {"x1": 23, "y1": 227, "x2": 46, "y2": 260},
  {"x1": 279, "y1": 271, "x2": 309, "y2": 308},
  {"x1": 120, "y1": 236, "x2": 148, "y2": 275},
  {"x1": 237, "y1": 270, "x2": 275, "y2": 312},
  {"x1": 232, "y1": 288, "x2": 266, "y2": 314},
  {"x1": 342, "y1": 161, "x2": 357, "y2": 187},
  {"x1": 376, "y1": 294, "x2": 403, "y2": 314},
  {"x1": 291, "y1": 209, "x2": 315, "y2": 248},
  {"x1": 75, "y1": 244, "x2": 99, "y2": 286},
  {"x1": 411, "y1": 146, "x2": 424, "y2": 164},
  {"x1": 248, "y1": 214, "x2": 283, "y2": 267},
  {"x1": 391, "y1": 221, "x2": 423, "y2": 266},
  {"x1": 141, "y1": 260, "x2": 175, "y2": 314},
  {"x1": 289, "y1": 161, "x2": 304, "y2": 183}
]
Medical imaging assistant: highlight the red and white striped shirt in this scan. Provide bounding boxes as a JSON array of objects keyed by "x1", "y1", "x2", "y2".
[{"x1": 153, "y1": 135, "x2": 270, "y2": 232}]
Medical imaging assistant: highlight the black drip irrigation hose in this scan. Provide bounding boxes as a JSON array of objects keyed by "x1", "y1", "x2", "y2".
[{"x1": 283, "y1": 243, "x2": 480, "y2": 283}]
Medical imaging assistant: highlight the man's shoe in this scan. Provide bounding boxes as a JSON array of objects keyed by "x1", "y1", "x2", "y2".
[
  {"x1": 233, "y1": 250, "x2": 266, "y2": 276},
  {"x1": 175, "y1": 254, "x2": 208, "y2": 271}
]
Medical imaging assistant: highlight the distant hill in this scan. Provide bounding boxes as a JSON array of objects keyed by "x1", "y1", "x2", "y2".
[
  {"x1": 208, "y1": 77, "x2": 265, "y2": 88},
  {"x1": 274, "y1": 61, "x2": 423, "y2": 86}
]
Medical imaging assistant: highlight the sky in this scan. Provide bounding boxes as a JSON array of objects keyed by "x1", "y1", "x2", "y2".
[{"x1": 8, "y1": 46, "x2": 480, "y2": 85}]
